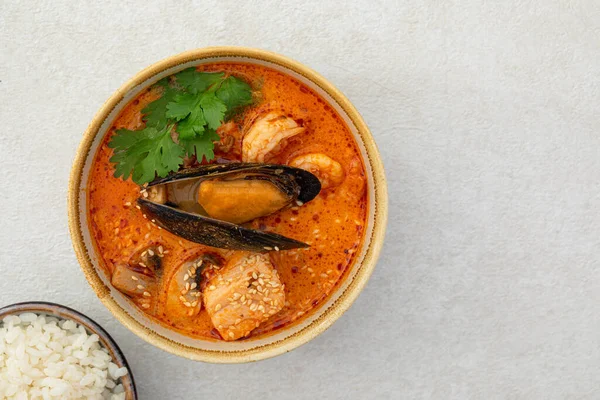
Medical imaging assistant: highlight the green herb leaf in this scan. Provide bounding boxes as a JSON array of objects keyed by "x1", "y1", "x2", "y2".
[
  {"x1": 108, "y1": 69, "x2": 253, "y2": 185},
  {"x1": 217, "y1": 76, "x2": 253, "y2": 115},
  {"x1": 180, "y1": 129, "x2": 221, "y2": 160},
  {"x1": 200, "y1": 91, "x2": 227, "y2": 130},
  {"x1": 142, "y1": 86, "x2": 178, "y2": 128},
  {"x1": 109, "y1": 125, "x2": 183, "y2": 184},
  {"x1": 176, "y1": 108, "x2": 206, "y2": 140},
  {"x1": 165, "y1": 93, "x2": 197, "y2": 121},
  {"x1": 175, "y1": 68, "x2": 224, "y2": 94}
]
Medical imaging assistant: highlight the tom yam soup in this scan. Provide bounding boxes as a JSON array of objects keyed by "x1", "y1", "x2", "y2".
[{"x1": 87, "y1": 62, "x2": 368, "y2": 341}]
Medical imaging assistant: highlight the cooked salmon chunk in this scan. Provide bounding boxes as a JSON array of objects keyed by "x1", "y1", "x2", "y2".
[{"x1": 203, "y1": 252, "x2": 285, "y2": 340}]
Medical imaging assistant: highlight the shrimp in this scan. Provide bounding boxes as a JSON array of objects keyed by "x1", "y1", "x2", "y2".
[
  {"x1": 242, "y1": 112, "x2": 305, "y2": 162},
  {"x1": 289, "y1": 153, "x2": 345, "y2": 189},
  {"x1": 337, "y1": 156, "x2": 366, "y2": 202}
]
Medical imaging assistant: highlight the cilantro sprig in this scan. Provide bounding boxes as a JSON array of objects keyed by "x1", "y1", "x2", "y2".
[{"x1": 108, "y1": 68, "x2": 253, "y2": 185}]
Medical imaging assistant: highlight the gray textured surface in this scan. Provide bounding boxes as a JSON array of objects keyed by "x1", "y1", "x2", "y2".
[{"x1": 1, "y1": 0, "x2": 600, "y2": 398}]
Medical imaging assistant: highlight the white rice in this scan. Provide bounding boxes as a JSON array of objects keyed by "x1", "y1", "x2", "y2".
[{"x1": 0, "y1": 313, "x2": 129, "y2": 400}]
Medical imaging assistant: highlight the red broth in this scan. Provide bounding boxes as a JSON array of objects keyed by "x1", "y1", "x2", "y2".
[{"x1": 87, "y1": 63, "x2": 368, "y2": 340}]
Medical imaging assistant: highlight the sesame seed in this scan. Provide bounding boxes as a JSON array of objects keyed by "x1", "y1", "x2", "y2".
[
  {"x1": 139, "y1": 262, "x2": 147, "y2": 268},
  {"x1": 179, "y1": 296, "x2": 186, "y2": 302},
  {"x1": 228, "y1": 332, "x2": 234, "y2": 338},
  {"x1": 274, "y1": 246, "x2": 280, "y2": 251},
  {"x1": 190, "y1": 282, "x2": 197, "y2": 290},
  {"x1": 252, "y1": 272, "x2": 258, "y2": 279},
  {"x1": 185, "y1": 282, "x2": 190, "y2": 291},
  {"x1": 143, "y1": 291, "x2": 151, "y2": 297},
  {"x1": 142, "y1": 191, "x2": 149, "y2": 198},
  {"x1": 135, "y1": 205, "x2": 141, "y2": 210},
  {"x1": 183, "y1": 274, "x2": 189, "y2": 281},
  {"x1": 209, "y1": 285, "x2": 216, "y2": 290},
  {"x1": 215, "y1": 304, "x2": 222, "y2": 311},
  {"x1": 124, "y1": 201, "x2": 132, "y2": 207},
  {"x1": 142, "y1": 304, "x2": 150, "y2": 309},
  {"x1": 131, "y1": 276, "x2": 138, "y2": 281},
  {"x1": 144, "y1": 233, "x2": 150, "y2": 239},
  {"x1": 263, "y1": 246, "x2": 273, "y2": 251},
  {"x1": 147, "y1": 249, "x2": 154, "y2": 256},
  {"x1": 137, "y1": 285, "x2": 144, "y2": 290},
  {"x1": 158, "y1": 246, "x2": 164, "y2": 253},
  {"x1": 184, "y1": 302, "x2": 192, "y2": 307},
  {"x1": 191, "y1": 301, "x2": 198, "y2": 307}
]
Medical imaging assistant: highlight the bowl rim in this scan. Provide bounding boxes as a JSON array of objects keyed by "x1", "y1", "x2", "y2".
[
  {"x1": 0, "y1": 301, "x2": 137, "y2": 399},
  {"x1": 68, "y1": 46, "x2": 388, "y2": 363}
]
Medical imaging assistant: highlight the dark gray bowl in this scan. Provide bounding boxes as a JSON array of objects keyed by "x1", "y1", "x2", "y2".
[{"x1": 0, "y1": 301, "x2": 137, "y2": 399}]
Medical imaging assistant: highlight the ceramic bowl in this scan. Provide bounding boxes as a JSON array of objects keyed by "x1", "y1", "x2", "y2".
[
  {"x1": 0, "y1": 302, "x2": 137, "y2": 399},
  {"x1": 68, "y1": 47, "x2": 387, "y2": 363}
]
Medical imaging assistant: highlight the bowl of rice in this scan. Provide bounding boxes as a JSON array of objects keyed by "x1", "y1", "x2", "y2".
[{"x1": 0, "y1": 302, "x2": 137, "y2": 399}]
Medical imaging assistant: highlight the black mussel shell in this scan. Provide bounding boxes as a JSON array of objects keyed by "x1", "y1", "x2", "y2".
[
  {"x1": 138, "y1": 199, "x2": 310, "y2": 252},
  {"x1": 140, "y1": 163, "x2": 321, "y2": 251},
  {"x1": 147, "y1": 163, "x2": 321, "y2": 204}
]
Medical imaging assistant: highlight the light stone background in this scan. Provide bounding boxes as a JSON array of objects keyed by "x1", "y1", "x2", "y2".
[{"x1": 1, "y1": 0, "x2": 600, "y2": 398}]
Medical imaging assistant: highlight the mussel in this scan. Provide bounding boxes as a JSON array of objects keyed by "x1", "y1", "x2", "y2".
[{"x1": 138, "y1": 163, "x2": 321, "y2": 252}]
